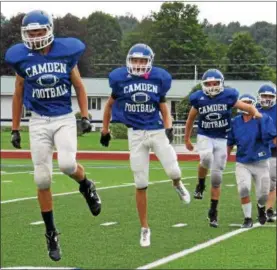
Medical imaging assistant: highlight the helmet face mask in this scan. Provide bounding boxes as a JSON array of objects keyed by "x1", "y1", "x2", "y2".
[
  {"x1": 21, "y1": 10, "x2": 54, "y2": 50},
  {"x1": 201, "y1": 69, "x2": 224, "y2": 97},
  {"x1": 126, "y1": 44, "x2": 154, "y2": 76}
]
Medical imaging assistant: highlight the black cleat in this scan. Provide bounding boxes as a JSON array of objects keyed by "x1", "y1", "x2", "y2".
[
  {"x1": 266, "y1": 208, "x2": 276, "y2": 223},
  {"x1": 208, "y1": 209, "x2": 218, "y2": 228},
  {"x1": 80, "y1": 180, "x2": 101, "y2": 216},
  {"x1": 257, "y1": 204, "x2": 267, "y2": 225},
  {"x1": 194, "y1": 184, "x2": 205, "y2": 200},
  {"x1": 241, "y1": 217, "x2": 253, "y2": 228},
  {"x1": 45, "y1": 231, "x2": 61, "y2": 261}
]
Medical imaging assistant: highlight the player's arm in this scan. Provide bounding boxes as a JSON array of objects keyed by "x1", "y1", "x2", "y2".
[
  {"x1": 12, "y1": 74, "x2": 24, "y2": 130},
  {"x1": 71, "y1": 65, "x2": 89, "y2": 119},
  {"x1": 102, "y1": 96, "x2": 115, "y2": 134},
  {"x1": 184, "y1": 106, "x2": 198, "y2": 151},
  {"x1": 100, "y1": 96, "x2": 114, "y2": 147},
  {"x1": 159, "y1": 101, "x2": 174, "y2": 143},
  {"x1": 233, "y1": 100, "x2": 262, "y2": 118}
]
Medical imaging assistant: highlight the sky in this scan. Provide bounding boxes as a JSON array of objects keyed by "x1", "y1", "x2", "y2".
[{"x1": 1, "y1": 0, "x2": 276, "y2": 26}]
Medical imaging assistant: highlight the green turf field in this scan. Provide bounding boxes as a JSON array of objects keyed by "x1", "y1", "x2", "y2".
[
  {"x1": 1, "y1": 159, "x2": 276, "y2": 269},
  {"x1": 0, "y1": 131, "x2": 197, "y2": 151}
]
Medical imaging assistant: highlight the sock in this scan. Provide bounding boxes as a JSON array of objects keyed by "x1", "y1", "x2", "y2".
[
  {"x1": 199, "y1": 178, "x2": 205, "y2": 188},
  {"x1": 79, "y1": 176, "x2": 91, "y2": 189},
  {"x1": 242, "y1": 202, "x2": 252, "y2": 218},
  {"x1": 41, "y1": 211, "x2": 56, "y2": 233},
  {"x1": 210, "y1": 199, "x2": 218, "y2": 211}
]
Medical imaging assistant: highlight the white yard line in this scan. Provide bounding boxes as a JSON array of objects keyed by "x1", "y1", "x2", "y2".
[
  {"x1": 1, "y1": 171, "x2": 235, "y2": 204},
  {"x1": 137, "y1": 223, "x2": 262, "y2": 269}
]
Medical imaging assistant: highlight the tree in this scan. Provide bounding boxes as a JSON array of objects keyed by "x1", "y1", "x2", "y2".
[
  {"x1": 116, "y1": 14, "x2": 139, "y2": 34},
  {"x1": 226, "y1": 32, "x2": 265, "y2": 80},
  {"x1": 86, "y1": 12, "x2": 123, "y2": 77}
]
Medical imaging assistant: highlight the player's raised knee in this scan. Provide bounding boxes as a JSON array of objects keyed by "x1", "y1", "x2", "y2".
[
  {"x1": 165, "y1": 163, "x2": 181, "y2": 180},
  {"x1": 34, "y1": 164, "x2": 51, "y2": 190},
  {"x1": 211, "y1": 169, "x2": 222, "y2": 188},
  {"x1": 200, "y1": 151, "x2": 213, "y2": 169},
  {"x1": 58, "y1": 152, "x2": 77, "y2": 175},
  {"x1": 238, "y1": 186, "x2": 250, "y2": 198}
]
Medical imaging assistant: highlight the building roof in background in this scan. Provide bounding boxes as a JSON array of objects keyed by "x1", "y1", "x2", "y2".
[{"x1": 0, "y1": 76, "x2": 272, "y2": 98}]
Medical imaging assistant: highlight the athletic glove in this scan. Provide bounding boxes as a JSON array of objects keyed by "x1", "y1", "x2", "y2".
[
  {"x1": 81, "y1": 117, "x2": 92, "y2": 133},
  {"x1": 100, "y1": 132, "x2": 111, "y2": 147},
  {"x1": 11, "y1": 130, "x2": 21, "y2": 149},
  {"x1": 165, "y1": 128, "x2": 174, "y2": 144}
]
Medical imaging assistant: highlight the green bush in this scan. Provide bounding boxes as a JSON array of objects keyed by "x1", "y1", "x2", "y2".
[{"x1": 110, "y1": 123, "x2": 128, "y2": 139}]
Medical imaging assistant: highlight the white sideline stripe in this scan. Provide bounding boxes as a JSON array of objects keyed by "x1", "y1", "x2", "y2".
[
  {"x1": 2, "y1": 180, "x2": 12, "y2": 183},
  {"x1": 137, "y1": 223, "x2": 261, "y2": 269},
  {"x1": 1, "y1": 171, "x2": 235, "y2": 204},
  {"x1": 229, "y1": 223, "x2": 276, "y2": 228},
  {"x1": 100, "y1": 222, "x2": 118, "y2": 226},
  {"x1": 30, "y1": 221, "x2": 44, "y2": 225}
]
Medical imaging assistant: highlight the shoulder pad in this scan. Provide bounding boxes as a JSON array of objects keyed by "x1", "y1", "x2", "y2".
[
  {"x1": 225, "y1": 87, "x2": 239, "y2": 96},
  {"x1": 150, "y1": 67, "x2": 171, "y2": 80},
  {"x1": 49, "y1": 37, "x2": 85, "y2": 57},
  {"x1": 109, "y1": 67, "x2": 128, "y2": 82},
  {"x1": 5, "y1": 43, "x2": 30, "y2": 65}
]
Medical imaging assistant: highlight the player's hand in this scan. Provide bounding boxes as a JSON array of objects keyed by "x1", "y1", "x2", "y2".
[
  {"x1": 253, "y1": 111, "x2": 262, "y2": 119},
  {"x1": 165, "y1": 128, "x2": 174, "y2": 144},
  {"x1": 81, "y1": 117, "x2": 92, "y2": 133},
  {"x1": 185, "y1": 139, "x2": 194, "y2": 151},
  {"x1": 11, "y1": 130, "x2": 21, "y2": 149},
  {"x1": 100, "y1": 131, "x2": 111, "y2": 147}
]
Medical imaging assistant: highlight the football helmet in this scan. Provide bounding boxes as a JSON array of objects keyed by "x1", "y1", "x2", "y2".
[
  {"x1": 21, "y1": 10, "x2": 54, "y2": 50},
  {"x1": 126, "y1": 43, "x2": 154, "y2": 76},
  {"x1": 257, "y1": 84, "x2": 276, "y2": 108},
  {"x1": 238, "y1": 94, "x2": 256, "y2": 114},
  {"x1": 201, "y1": 69, "x2": 224, "y2": 97}
]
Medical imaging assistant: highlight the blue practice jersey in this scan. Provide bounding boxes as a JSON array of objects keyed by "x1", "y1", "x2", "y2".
[
  {"x1": 109, "y1": 66, "x2": 172, "y2": 130},
  {"x1": 258, "y1": 104, "x2": 277, "y2": 150},
  {"x1": 189, "y1": 88, "x2": 239, "y2": 138},
  {"x1": 227, "y1": 114, "x2": 276, "y2": 163},
  {"x1": 5, "y1": 37, "x2": 85, "y2": 117}
]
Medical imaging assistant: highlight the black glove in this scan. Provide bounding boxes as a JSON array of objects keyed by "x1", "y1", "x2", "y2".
[
  {"x1": 100, "y1": 132, "x2": 111, "y2": 147},
  {"x1": 81, "y1": 117, "x2": 92, "y2": 133},
  {"x1": 165, "y1": 128, "x2": 174, "y2": 144},
  {"x1": 11, "y1": 130, "x2": 21, "y2": 149}
]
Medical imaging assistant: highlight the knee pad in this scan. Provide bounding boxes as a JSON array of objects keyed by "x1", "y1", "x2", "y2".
[
  {"x1": 134, "y1": 171, "x2": 148, "y2": 189},
  {"x1": 200, "y1": 151, "x2": 213, "y2": 169},
  {"x1": 238, "y1": 186, "x2": 250, "y2": 198},
  {"x1": 164, "y1": 162, "x2": 181, "y2": 180},
  {"x1": 211, "y1": 169, "x2": 222, "y2": 188},
  {"x1": 58, "y1": 151, "x2": 77, "y2": 175},
  {"x1": 34, "y1": 164, "x2": 52, "y2": 190}
]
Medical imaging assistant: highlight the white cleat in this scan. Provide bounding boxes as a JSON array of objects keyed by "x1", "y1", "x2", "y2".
[
  {"x1": 175, "y1": 181, "x2": 191, "y2": 204},
  {"x1": 140, "y1": 227, "x2": 151, "y2": 247}
]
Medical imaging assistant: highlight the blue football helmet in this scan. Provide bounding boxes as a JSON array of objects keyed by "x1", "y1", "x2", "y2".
[
  {"x1": 21, "y1": 10, "x2": 54, "y2": 50},
  {"x1": 238, "y1": 94, "x2": 256, "y2": 114},
  {"x1": 257, "y1": 84, "x2": 276, "y2": 108},
  {"x1": 201, "y1": 69, "x2": 224, "y2": 97},
  {"x1": 126, "y1": 43, "x2": 154, "y2": 76}
]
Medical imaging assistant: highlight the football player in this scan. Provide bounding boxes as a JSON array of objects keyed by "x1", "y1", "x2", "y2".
[
  {"x1": 227, "y1": 94, "x2": 276, "y2": 227},
  {"x1": 100, "y1": 43, "x2": 191, "y2": 247},
  {"x1": 5, "y1": 10, "x2": 101, "y2": 261},
  {"x1": 257, "y1": 84, "x2": 277, "y2": 222},
  {"x1": 184, "y1": 69, "x2": 262, "y2": 227}
]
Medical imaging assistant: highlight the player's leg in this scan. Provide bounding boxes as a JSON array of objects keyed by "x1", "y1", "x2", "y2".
[
  {"x1": 235, "y1": 162, "x2": 253, "y2": 228},
  {"x1": 150, "y1": 129, "x2": 190, "y2": 203},
  {"x1": 266, "y1": 157, "x2": 276, "y2": 222},
  {"x1": 208, "y1": 137, "x2": 227, "y2": 228},
  {"x1": 53, "y1": 114, "x2": 101, "y2": 216},
  {"x1": 128, "y1": 128, "x2": 151, "y2": 247},
  {"x1": 29, "y1": 118, "x2": 61, "y2": 261},
  {"x1": 252, "y1": 160, "x2": 271, "y2": 225},
  {"x1": 194, "y1": 134, "x2": 214, "y2": 199}
]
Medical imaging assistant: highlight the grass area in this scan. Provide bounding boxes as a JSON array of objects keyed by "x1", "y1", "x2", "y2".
[
  {"x1": 1, "y1": 131, "x2": 197, "y2": 151},
  {"x1": 1, "y1": 159, "x2": 275, "y2": 269}
]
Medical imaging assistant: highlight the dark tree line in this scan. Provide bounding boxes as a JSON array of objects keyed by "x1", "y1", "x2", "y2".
[{"x1": 1, "y1": 2, "x2": 276, "y2": 82}]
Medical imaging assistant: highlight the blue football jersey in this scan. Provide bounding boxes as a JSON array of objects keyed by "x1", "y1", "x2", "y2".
[
  {"x1": 109, "y1": 66, "x2": 172, "y2": 130},
  {"x1": 5, "y1": 37, "x2": 85, "y2": 117},
  {"x1": 189, "y1": 88, "x2": 239, "y2": 138},
  {"x1": 258, "y1": 104, "x2": 276, "y2": 149},
  {"x1": 227, "y1": 114, "x2": 276, "y2": 163}
]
